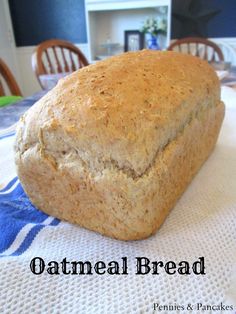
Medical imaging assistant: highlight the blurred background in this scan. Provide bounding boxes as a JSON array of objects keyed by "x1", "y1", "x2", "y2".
[{"x1": 1, "y1": 0, "x2": 236, "y2": 96}]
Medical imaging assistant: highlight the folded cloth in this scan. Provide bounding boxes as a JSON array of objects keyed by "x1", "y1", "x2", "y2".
[
  {"x1": 0, "y1": 179, "x2": 60, "y2": 257},
  {"x1": 0, "y1": 87, "x2": 236, "y2": 313}
]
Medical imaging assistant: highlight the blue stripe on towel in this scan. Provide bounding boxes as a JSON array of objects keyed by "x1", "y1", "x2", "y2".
[
  {"x1": 0, "y1": 177, "x2": 18, "y2": 192},
  {"x1": 50, "y1": 218, "x2": 61, "y2": 226},
  {"x1": 0, "y1": 181, "x2": 24, "y2": 200},
  {"x1": 12, "y1": 224, "x2": 50, "y2": 256},
  {"x1": 0, "y1": 177, "x2": 61, "y2": 256},
  {"x1": 7, "y1": 225, "x2": 44, "y2": 257}
]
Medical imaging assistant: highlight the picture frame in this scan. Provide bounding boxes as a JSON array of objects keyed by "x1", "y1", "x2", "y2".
[{"x1": 124, "y1": 30, "x2": 144, "y2": 52}]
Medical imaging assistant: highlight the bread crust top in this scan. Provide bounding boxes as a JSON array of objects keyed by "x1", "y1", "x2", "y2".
[{"x1": 15, "y1": 50, "x2": 220, "y2": 177}]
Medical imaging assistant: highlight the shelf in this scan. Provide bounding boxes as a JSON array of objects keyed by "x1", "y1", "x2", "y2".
[
  {"x1": 86, "y1": 0, "x2": 171, "y2": 11},
  {"x1": 85, "y1": 0, "x2": 172, "y2": 62}
]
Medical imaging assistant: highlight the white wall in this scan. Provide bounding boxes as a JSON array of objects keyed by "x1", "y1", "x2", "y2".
[{"x1": 0, "y1": 0, "x2": 21, "y2": 92}]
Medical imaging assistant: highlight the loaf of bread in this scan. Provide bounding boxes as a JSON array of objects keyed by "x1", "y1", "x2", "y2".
[{"x1": 15, "y1": 50, "x2": 225, "y2": 240}]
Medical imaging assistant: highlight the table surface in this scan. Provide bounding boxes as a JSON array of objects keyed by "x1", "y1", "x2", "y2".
[
  {"x1": 221, "y1": 65, "x2": 236, "y2": 86},
  {"x1": 0, "y1": 66, "x2": 236, "y2": 131},
  {"x1": 0, "y1": 90, "x2": 47, "y2": 130}
]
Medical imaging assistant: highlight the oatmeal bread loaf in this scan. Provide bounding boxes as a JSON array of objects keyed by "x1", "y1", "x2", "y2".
[{"x1": 15, "y1": 50, "x2": 225, "y2": 240}]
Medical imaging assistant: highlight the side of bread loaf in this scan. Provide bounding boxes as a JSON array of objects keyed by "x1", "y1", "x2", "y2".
[{"x1": 15, "y1": 50, "x2": 225, "y2": 240}]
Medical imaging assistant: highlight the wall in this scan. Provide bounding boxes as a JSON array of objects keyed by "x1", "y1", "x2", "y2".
[
  {"x1": 171, "y1": 0, "x2": 236, "y2": 39},
  {"x1": 9, "y1": 0, "x2": 236, "y2": 46},
  {"x1": 9, "y1": 0, "x2": 87, "y2": 46},
  {"x1": 207, "y1": 0, "x2": 236, "y2": 38},
  {"x1": 0, "y1": 0, "x2": 21, "y2": 92}
]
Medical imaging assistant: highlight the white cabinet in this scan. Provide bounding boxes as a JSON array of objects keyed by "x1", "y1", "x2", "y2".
[{"x1": 85, "y1": 0, "x2": 172, "y2": 62}]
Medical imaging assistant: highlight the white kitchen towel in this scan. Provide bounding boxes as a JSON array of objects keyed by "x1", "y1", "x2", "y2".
[{"x1": 0, "y1": 87, "x2": 235, "y2": 314}]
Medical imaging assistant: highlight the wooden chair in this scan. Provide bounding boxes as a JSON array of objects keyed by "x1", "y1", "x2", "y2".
[
  {"x1": 167, "y1": 37, "x2": 224, "y2": 62},
  {"x1": 0, "y1": 58, "x2": 22, "y2": 96},
  {"x1": 32, "y1": 39, "x2": 89, "y2": 89}
]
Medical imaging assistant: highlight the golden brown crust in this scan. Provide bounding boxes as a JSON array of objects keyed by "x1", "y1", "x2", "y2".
[{"x1": 14, "y1": 50, "x2": 224, "y2": 240}]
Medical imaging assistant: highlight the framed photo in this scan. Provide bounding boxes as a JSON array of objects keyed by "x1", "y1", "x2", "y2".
[{"x1": 124, "y1": 30, "x2": 144, "y2": 52}]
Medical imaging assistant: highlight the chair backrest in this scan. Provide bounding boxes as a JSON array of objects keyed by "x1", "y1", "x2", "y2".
[
  {"x1": 0, "y1": 58, "x2": 22, "y2": 96},
  {"x1": 167, "y1": 37, "x2": 224, "y2": 62},
  {"x1": 32, "y1": 39, "x2": 89, "y2": 88}
]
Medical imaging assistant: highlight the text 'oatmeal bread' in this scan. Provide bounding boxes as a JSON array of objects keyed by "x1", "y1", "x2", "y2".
[{"x1": 15, "y1": 50, "x2": 225, "y2": 240}]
